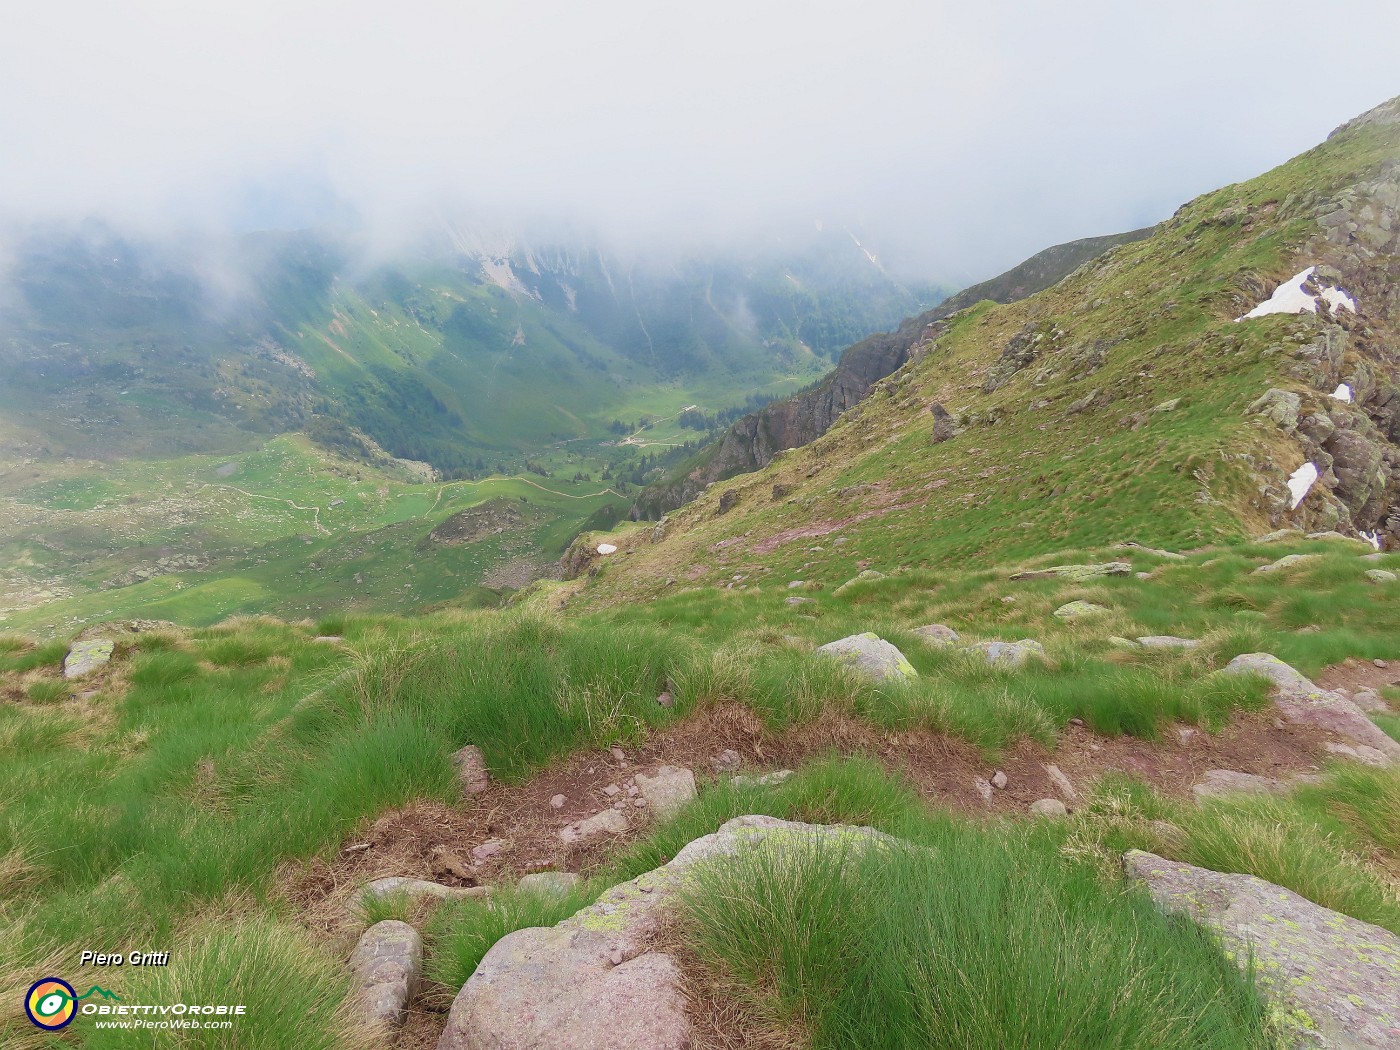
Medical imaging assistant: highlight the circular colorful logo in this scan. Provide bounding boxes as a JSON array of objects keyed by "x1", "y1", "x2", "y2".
[{"x1": 25, "y1": 978, "x2": 77, "y2": 1030}]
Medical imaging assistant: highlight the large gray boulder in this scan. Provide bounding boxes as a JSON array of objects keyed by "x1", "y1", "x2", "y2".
[
  {"x1": 436, "y1": 815, "x2": 896, "y2": 1050},
  {"x1": 1126, "y1": 851, "x2": 1400, "y2": 1048},
  {"x1": 63, "y1": 638, "x2": 114, "y2": 679},
  {"x1": 815, "y1": 633, "x2": 917, "y2": 681},
  {"x1": 1222, "y1": 654, "x2": 1399, "y2": 762},
  {"x1": 349, "y1": 919, "x2": 422, "y2": 1028}
]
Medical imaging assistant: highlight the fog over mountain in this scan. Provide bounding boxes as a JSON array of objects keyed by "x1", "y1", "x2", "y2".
[{"x1": 3, "y1": 1, "x2": 1398, "y2": 279}]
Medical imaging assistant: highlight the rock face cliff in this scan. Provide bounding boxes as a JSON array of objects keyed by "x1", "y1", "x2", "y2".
[{"x1": 630, "y1": 228, "x2": 1153, "y2": 518}]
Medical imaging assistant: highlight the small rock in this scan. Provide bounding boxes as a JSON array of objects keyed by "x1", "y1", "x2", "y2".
[
  {"x1": 990, "y1": 770, "x2": 1008, "y2": 789},
  {"x1": 786, "y1": 596, "x2": 816, "y2": 605},
  {"x1": 964, "y1": 639, "x2": 1046, "y2": 669},
  {"x1": 559, "y1": 809, "x2": 629, "y2": 844},
  {"x1": 1351, "y1": 687, "x2": 1387, "y2": 713},
  {"x1": 815, "y1": 633, "x2": 917, "y2": 681},
  {"x1": 349, "y1": 919, "x2": 422, "y2": 1028},
  {"x1": 549, "y1": 794, "x2": 566, "y2": 809},
  {"x1": 973, "y1": 777, "x2": 993, "y2": 803},
  {"x1": 1044, "y1": 764, "x2": 1077, "y2": 800},
  {"x1": 603, "y1": 784, "x2": 621, "y2": 797},
  {"x1": 1029, "y1": 798, "x2": 1068, "y2": 818},
  {"x1": 610, "y1": 747, "x2": 626, "y2": 763},
  {"x1": 633, "y1": 766, "x2": 697, "y2": 818},
  {"x1": 1375, "y1": 659, "x2": 1390, "y2": 669},
  {"x1": 1136, "y1": 635, "x2": 1200, "y2": 649},
  {"x1": 655, "y1": 691, "x2": 674, "y2": 708},
  {"x1": 633, "y1": 798, "x2": 647, "y2": 807},
  {"x1": 1054, "y1": 600, "x2": 1108, "y2": 619},
  {"x1": 452, "y1": 745, "x2": 491, "y2": 797},
  {"x1": 612, "y1": 801, "x2": 627, "y2": 811},
  {"x1": 1254, "y1": 553, "x2": 1320, "y2": 574},
  {"x1": 832, "y1": 569, "x2": 885, "y2": 595},
  {"x1": 787, "y1": 580, "x2": 806, "y2": 589},
  {"x1": 471, "y1": 839, "x2": 507, "y2": 864},
  {"x1": 1009, "y1": 562, "x2": 1130, "y2": 581},
  {"x1": 1255, "y1": 528, "x2": 1303, "y2": 543},
  {"x1": 912, "y1": 624, "x2": 960, "y2": 646},
  {"x1": 1324, "y1": 742, "x2": 1389, "y2": 767},
  {"x1": 358, "y1": 878, "x2": 488, "y2": 910},
  {"x1": 1108, "y1": 636, "x2": 1139, "y2": 648},
  {"x1": 1177, "y1": 728, "x2": 1198, "y2": 744},
  {"x1": 711, "y1": 749, "x2": 743, "y2": 773},
  {"x1": 63, "y1": 638, "x2": 114, "y2": 679},
  {"x1": 312, "y1": 635, "x2": 344, "y2": 643},
  {"x1": 1191, "y1": 769, "x2": 1283, "y2": 801},
  {"x1": 1069, "y1": 717, "x2": 1085, "y2": 727},
  {"x1": 519, "y1": 871, "x2": 580, "y2": 895},
  {"x1": 1363, "y1": 569, "x2": 1397, "y2": 583}
]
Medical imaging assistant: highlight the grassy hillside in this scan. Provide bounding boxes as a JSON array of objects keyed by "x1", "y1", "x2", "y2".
[{"x1": 576, "y1": 101, "x2": 1400, "y2": 606}]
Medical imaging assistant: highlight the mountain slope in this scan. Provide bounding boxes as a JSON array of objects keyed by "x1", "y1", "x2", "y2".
[
  {"x1": 629, "y1": 228, "x2": 1153, "y2": 518},
  {"x1": 578, "y1": 95, "x2": 1400, "y2": 604}
]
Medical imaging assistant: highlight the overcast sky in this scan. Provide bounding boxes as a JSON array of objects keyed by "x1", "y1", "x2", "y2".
[{"x1": 2, "y1": 0, "x2": 1397, "y2": 281}]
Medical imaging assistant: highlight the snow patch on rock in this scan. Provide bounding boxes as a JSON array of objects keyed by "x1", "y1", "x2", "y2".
[
  {"x1": 596, "y1": 543, "x2": 617, "y2": 555},
  {"x1": 1330, "y1": 383, "x2": 1353, "y2": 402},
  {"x1": 1286, "y1": 462, "x2": 1318, "y2": 509},
  {"x1": 1235, "y1": 266, "x2": 1357, "y2": 321}
]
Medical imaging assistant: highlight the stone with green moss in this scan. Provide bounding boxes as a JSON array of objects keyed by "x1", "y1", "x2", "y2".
[
  {"x1": 815, "y1": 632, "x2": 917, "y2": 681},
  {"x1": 1125, "y1": 850, "x2": 1400, "y2": 1048}
]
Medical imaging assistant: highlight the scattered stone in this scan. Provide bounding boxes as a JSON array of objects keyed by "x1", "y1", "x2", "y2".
[
  {"x1": 929, "y1": 402, "x2": 958, "y2": 443},
  {"x1": 990, "y1": 770, "x2": 1008, "y2": 790},
  {"x1": 1044, "y1": 764, "x2": 1078, "y2": 800},
  {"x1": 787, "y1": 580, "x2": 805, "y2": 589},
  {"x1": 786, "y1": 596, "x2": 816, "y2": 605},
  {"x1": 1151, "y1": 397, "x2": 1181, "y2": 413},
  {"x1": 1306, "y1": 530, "x2": 1360, "y2": 542},
  {"x1": 436, "y1": 816, "x2": 898, "y2": 1050},
  {"x1": 964, "y1": 639, "x2": 1046, "y2": 668},
  {"x1": 1029, "y1": 798, "x2": 1068, "y2": 818},
  {"x1": 1136, "y1": 635, "x2": 1200, "y2": 649},
  {"x1": 731, "y1": 770, "x2": 794, "y2": 788},
  {"x1": 973, "y1": 777, "x2": 993, "y2": 803},
  {"x1": 559, "y1": 809, "x2": 629, "y2": 844},
  {"x1": 358, "y1": 878, "x2": 488, "y2": 910},
  {"x1": 1376, "y1": 659, "x2": 1390, "y2": 669},
  {"x1": 471, "y1": 839, "x2": 507, "y2": 864},
  {"x1": 63, "y1": 638, "x2": 114, "y2": 679},
  {"x1": 1360, "y1": 552, "x2": 1385, "y2": 562},
  {"x1": 1254, "y1": 553, "x2": 1320, "y2": 574},
  {"x1": 1191, "y1": 769, "x2": 1284, "y2": 801},
  {"x1": 1009, "y1": 562, "x2": 1131, "y2": 581},
  {"x1": 912, "y1": 623, "x2": 960, "y2": 646},
  {"x1": 633, "y1": 798, "x2": 648, "y2": 807},
  {"x1": 518, "y1": 871, "x2": 581, "y2": 895},
  {"x1": 312, "y1": 635, "x2": 344, "y2": 643},
  {"x1": 633, "y1": 766, "x2": 697, "y2": 818},
  {"x1": 655, "y1": 691, "x2": 674, "y2": 708},
  {"x1": 1054, "y1": 600, "x2": 1108, "y2": 619},
  {"x1": 832, "y1": 569, "x2": 886, "y2": 595},
  {"x1": 1126, "y1": 850, "x2": 1400, "y2": 1049},
  {"x1": 549, "y1": 794, "x2": 566, "y2": 809},
  {"x1": 1222, "y1": 653, "x2": 1399, "y2": 761},
  {"x1": 1108, "y1": 636, "x2": 1140, "y2": 648},
  {"x1": 1255, "y1": 528, "x2": 1304, "y2": 543},
  {"x1": 343, "y1": 842, "x2": 372, "y2": 855},
  {"x1": 1177, "y1": 728, "x2": 1198, "y2": 744},
  {"x1": 1135, "y1": 571, "x2": 1152, "y2": 580},
  {"x1": 711, "y1": 749, "x2": 743, "y2": 773},
  {"x1": 610, "y1": 747, "x2": 626, "y2": 763},
  {"x1": 603, "y1": 784, "x2": 621, "y2": 797},
  {"x1": 452, "y1": 745, "x2": 491, "y2": 797},
  {"x1": 349, "y1": 919, "x2": 421, "y2": 1028},
  {"x1": 815, "y1": 633, "x2": 917, "y2": 681},
  {"x1": 1364, "y1": 569, "x2": 1398, "y2": 583}
]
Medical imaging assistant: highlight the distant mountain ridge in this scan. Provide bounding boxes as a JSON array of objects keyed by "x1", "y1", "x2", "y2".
[{"x1": 629, "y1": 227, "x2": 1153, "y2": 518}]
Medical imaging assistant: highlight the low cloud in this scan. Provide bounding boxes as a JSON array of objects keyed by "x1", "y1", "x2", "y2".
[{"x1": 3, "y1": 0, "x2": 1397, "y2": 280}]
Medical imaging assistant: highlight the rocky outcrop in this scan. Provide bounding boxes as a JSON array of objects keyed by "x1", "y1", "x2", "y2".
[
  {"x1": 436, "y1": 815, "x2": 897, "y2": 1050},
  {"x1": 630, "y1": 228, "x2": 1153, "y2": 518},
  {"x1": 1222, "y1": 653, "x2": 1399, "y2": 762},
  {"x1": 1126, "y1": 850, "x2": 1400, "y2": 1048},
  {"x1": 1009, "y1": 561, "x2": 1131, "y2": 581}
]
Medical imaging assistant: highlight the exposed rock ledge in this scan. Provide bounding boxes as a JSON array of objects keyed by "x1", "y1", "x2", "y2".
[{"x1": 436, "y1": 815, "x2": 895, "y2": 1050}]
